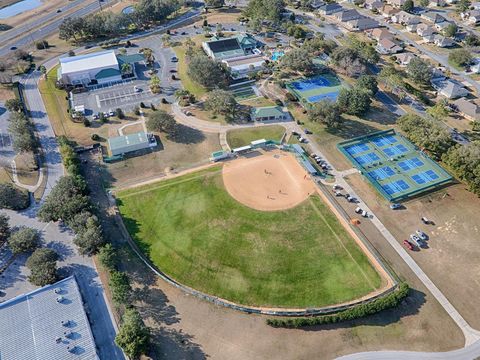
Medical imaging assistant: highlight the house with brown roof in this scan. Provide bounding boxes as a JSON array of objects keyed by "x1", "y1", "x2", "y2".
[
  {"x1": 376, "y1": 38, "x2": 403, "y2": 54},
  {"x1": 369, "y1": 28, "x2": 394, "y2": 41},
  {"x1": 381, "y1": 5, "x2": 400, "y2": 18},
  {"x1": 386, "y1": 0, "x2": 406, "y2": 7}
]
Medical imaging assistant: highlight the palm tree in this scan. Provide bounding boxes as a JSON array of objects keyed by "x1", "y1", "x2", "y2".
[{"x1": 121, "y1": 63, "x2": 132, "y2": 75}]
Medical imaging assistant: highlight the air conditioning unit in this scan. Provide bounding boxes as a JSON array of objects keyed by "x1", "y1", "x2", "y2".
[
  {"x1": 61, "y1": 320, "x2": 70, "y2": 327},
  {"x1": 56, "y1": 296, "x2": 65, "y2": 303}
]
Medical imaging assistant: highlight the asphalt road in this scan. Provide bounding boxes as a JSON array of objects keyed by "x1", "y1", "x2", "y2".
[{"x1": 0, "y1": 0, "x2": 118, "y2": 57}]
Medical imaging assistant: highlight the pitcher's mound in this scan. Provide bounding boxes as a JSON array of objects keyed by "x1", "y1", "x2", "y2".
[{"x1": 222, "y1": 151, "x2": 317, "y2": 211}]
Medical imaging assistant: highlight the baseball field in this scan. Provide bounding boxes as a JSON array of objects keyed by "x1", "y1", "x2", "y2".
[{"x1": 117, "y1": 154, "x2": 383, "y2": 308}]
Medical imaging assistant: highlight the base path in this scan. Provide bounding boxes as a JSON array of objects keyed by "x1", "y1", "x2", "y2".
[{"x1": 222, "y1": 150, "x2": 316, "y2": 211}]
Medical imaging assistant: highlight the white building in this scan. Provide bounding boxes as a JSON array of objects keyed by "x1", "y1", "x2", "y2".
[
  {"x1": 222, "y1": 54, "x2": 266, "y2": 79},
  {"x1": 58, "y1": 50, "x2": 122, "y2": 86}
]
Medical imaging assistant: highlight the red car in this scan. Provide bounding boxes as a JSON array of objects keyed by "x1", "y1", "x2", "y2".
[{"x1": 403, "y1": 239, "x2": 414, "y2": 251}]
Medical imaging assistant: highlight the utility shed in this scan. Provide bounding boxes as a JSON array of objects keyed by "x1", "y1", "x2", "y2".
[
  {"x1": 0, "y1": 276, "x2": 99, "y2": 360},
  {"x1": 108, "y1": 131, "x2": 150, "y2": 156}
]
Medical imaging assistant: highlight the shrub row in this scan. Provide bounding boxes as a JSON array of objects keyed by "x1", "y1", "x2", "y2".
[{"x1": 267, "y1": 282, "x2": 409, "y2": 328}]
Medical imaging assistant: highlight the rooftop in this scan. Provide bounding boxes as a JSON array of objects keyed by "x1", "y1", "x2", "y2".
[
  {"x1": 0, "y1": 276, "x2": 98, "y2": 360},
  {"x1": 108, "y1": 131, "x2": 149, "y2": 152},
  {"x1": 252, "y1": 106, "x2": 287, "y2": 118},
  {"x1": 60, "y1": 50, "x2": 118, "y2": 74}
]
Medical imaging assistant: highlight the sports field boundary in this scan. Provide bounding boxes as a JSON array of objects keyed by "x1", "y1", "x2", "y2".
[{"x1": 112, "y1": 164, "x2": 399, "y2": 317}]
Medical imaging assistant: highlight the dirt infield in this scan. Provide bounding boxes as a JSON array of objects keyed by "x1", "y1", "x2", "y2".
[{"x1": 222, "y1": 151, "x2": 317, "y2": 211}]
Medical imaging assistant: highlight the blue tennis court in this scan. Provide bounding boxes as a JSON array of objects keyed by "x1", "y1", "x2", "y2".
[
  {"x1": 355, "y1": 152, "x2": 380, "y2": 165},
  {"x1": 307, "y1": 91, "x2": 340, "y2": 103},
  {"x1": 371, "y1": 135, "x2": 397, "y2": 147},
  {"x1": 398, "y1": 157, "x2": 424, "y2": 171},
  {"x1": 382, "y1": 180, "x2": 410, "y2": 195},
  {"x1": 383, "y1": 144, "x2": 408, "y2": 157},
  {"x1": 345, "y1": 143, "x2": 369, "y2": 155},
  {"x1": 368, "y1": 166, "x2": 396, "y2": 180},
  {"x1": 411, "y1": 170, "x2": 440, "y2": 184},
  {"x1": 289, "y1": 76, "x2": 331, "y2": 91}
]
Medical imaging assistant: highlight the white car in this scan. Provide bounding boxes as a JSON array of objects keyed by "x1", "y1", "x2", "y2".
[
  {"x1": 361, "y1": 210, "x2": 368, "y2": 218},
  {"x1": 416, "y1": 230, "x2": 428, "y2": 240},
  {"x1": 134, "y1": 86, "x2": 141, "y2": 93},
  {"x1": 410, "y1": 234, "x2": 422, "y2": 246},
  {"x1": 355, "y1": 207, "x2": 363, "y2": 214}
]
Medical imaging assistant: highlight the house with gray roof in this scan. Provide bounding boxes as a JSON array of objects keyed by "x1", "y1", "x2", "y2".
[
  {"x1": 421, "y1": 11, "x2": 446, "y2": 23},
  {"x1": 202, "y1": 34, "x2": 260, "y2": 60},
  {"x1": 432, "y1": 78, "x2": 469, "y2": 98},
  {"x1": 346, "y1": 16, "x2": 380, "y2": 30},
  {"x1": 334, "y1": 9, "x2": 362, "y2": 22},
  {"x1": 453, "y1": 97, "x2": 480, "y2": 121},
  {"x1": 0, "y1": 276, "x2": 99, "y2": 360},
  {"x1": 318, "y1": 3, "x2": 343, "y2": 15}
]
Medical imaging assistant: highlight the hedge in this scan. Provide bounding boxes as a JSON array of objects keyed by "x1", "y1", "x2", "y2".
[{"x1": 267, "y1": 282, "x2": 409, "y2": 328}]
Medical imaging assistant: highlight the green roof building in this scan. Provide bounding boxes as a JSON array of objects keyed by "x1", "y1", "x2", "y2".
[
  {"x1": 251, "y1": 106, "x2": 290, "y2": 122},
  {"x1": 108, "y1": 131, "x2": 154, "y2": 156}
]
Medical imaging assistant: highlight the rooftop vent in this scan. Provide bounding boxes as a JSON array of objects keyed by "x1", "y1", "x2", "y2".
[
  {"x1": 54, "y1": 288, "x2": 62, "y2": 294},
  {"x1": 55, "y1": 337, "x2": 62, "y2": 344},
  {"x1": 67, "y1": 346, "x2": 78, "y2": 354},
  {"x1": 61, "y1": 320, "x2": 71, "y2": 327},
  {"x1": 64, "y1": 331, "x2": 73, "y2": 339}
]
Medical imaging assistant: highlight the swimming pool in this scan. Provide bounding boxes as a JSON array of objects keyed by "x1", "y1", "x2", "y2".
[{"x1": 271, "y1": 51, "x2": 285, "y2": 61}]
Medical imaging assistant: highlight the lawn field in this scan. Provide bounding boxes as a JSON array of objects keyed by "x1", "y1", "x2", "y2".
[
  {"x1": 117, "y1": 167, "x2": 382, "y2": 308},
  {"x1": 226, "y1": 125, "x2": 285, "y2": 148}
]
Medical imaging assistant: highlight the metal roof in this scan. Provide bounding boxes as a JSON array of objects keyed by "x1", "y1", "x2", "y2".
[
  {"x1": 0, "y1": 276, "x2": 99, "y2": 360},
  {"x1": 252, "y1": 106, "x2": 286, "y2": 118},
  {"x1": 60, "y1": 50, "x2": 118, "y2": 75},
  {"x1": 108, "y1": 131, "x2": 149, "y2": 151},
  {"x1": 117, "y1": 53, "x2": 146, "y2": 64}
]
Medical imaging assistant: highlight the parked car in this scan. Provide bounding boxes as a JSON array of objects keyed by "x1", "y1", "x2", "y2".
[
  {"x1": 410, "y1": 234, "x2": 422, "y2": 246},
  {"x1": 298, "y1": 137, "x2": 307, "y2": 143},
  {"x1": 333, "y1": 184, "x2": 343, "y2": 190},
  {"x1": 171, "y1": 56, "x2": 178, "y2": 62},
  {"x1": 355, "y1": 206, "x2": 363, "y2": 214},
  {"x1": 310, "y1": 153, "x2": 317, "y2": 158},
  {"x1": 334, "y1": 191, "x2": 343, "y2": 196},
  {"x1": 403, "y1": 240, "x2": 414, "y2": 251},
  {"x1": 390, "y1": 203, "x2": 402, "y2": 210},
  {"x1": 169, "y1": 69, "x2": 177, "y2": 73},
  {"x1": 361, "y1": 210, "x2": 368, "y2": 218},
  {"x1": 416, "y1": 230, "x2": 428, "y2": 240},
  {"x1": 181, "y1": 32, "x2": 187, "y2": 35},
  {"x1": 346, "y1": 194, "x2": 355, "y2": 203},
  {"x1": 292, "y1": 131, "x2": 299, "y2": 136},
  {"x1": 93, "y1": 114, "x2": 99, "y2": 120},
  {"x1": 56, "y1": 8, "x2": 62, "y2": 13},
  {"x1": 10, "y1": 46, "x2": 17, "y2": 51},
  {"x1": 134, "y1": 86, "x2": 141, "y2": 93},
  {"x1": 304, "y1": 128, "x2": 312, "y2": 134},
  {"x1": 108, "y1": 110, "x2": 115, "y2": 117}
]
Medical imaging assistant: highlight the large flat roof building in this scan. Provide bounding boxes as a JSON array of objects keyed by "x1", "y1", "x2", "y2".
[
  {"x1": 108, "y1": 131, "x2": 156, "y2": 156},
  {"x1": 0, "y1": 276, "x2": 99, "y2": 360},
  {"x1": 202, "y1": 34, "x2": 260, "y2": 60}
]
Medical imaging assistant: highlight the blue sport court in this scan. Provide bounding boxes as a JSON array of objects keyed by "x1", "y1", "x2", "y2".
[
  {"x1": 286, "y1": 73, "x2": 344, "y2": 106},
  {"x1": 337, "y1": 130, "x2": 453, "y2": 202}
]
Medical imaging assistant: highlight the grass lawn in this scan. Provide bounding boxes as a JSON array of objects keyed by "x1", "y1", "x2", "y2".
[
  {"x1": 172, "y1": 43, "x2": 207, "y2": 99},
  {"x1": 117, "y1": 168, "x2": 382, "y2": 308},
  {"x1": 226, "y1": 125, "x2": 285, "y2": 148}
]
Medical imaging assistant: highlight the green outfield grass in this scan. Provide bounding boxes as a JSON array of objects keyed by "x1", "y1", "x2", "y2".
[
  {"x1": 226, "y1": 125, "x2": 285, "y2": 148},
  {"x1": 117, "y1": 168, "x2": 382, "y2": 308}
]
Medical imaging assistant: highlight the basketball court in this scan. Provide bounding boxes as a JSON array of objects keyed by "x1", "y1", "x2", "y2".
[{"x1": 222, "y1": 150, "x2": 317, "y2": 211}]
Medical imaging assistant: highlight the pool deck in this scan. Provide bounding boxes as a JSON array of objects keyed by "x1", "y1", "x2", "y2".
[{"x1": 337, "y1": 129, "x2": 453, "y2": 202}]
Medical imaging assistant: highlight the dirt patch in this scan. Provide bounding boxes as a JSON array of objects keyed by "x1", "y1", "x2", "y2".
[
  {"x1": 0, "y1": 85, "x2": 14, "y2": 102},
  {"x1": 222, "y1": 151, "x2": 316, "y2": 211}
]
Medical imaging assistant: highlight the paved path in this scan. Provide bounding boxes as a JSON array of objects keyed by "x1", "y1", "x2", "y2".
[{"x1": 10, "y1": 159, "x2": 44, "y2": 192}]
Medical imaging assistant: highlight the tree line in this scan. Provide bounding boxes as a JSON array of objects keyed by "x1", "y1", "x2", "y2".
[{"x1": 59, "y1": 0, "x2": 181, "y2": 43}]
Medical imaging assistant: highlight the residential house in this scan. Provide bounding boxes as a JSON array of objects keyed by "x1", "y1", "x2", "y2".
[
  {"x1": 334, "y1": 9, "x2": 363, "y2": 22},
  {"x1": 386, "y1": 0, "x2": 406, "y2": 8},
  {"x1": 416, "y1": 23, "x2": 436, "y2": 37},
  {"x1": 251, "y1": 106, "x2": 290, "y2": 122},
  {"x1": 470, "y1": 58, "x2": 480, "y2": 73},
  {"x1": 376, "y1": 38, "x2": 403, "y2": 54},
  {"x1": 406, "y1": 23, "x2": 420, "y2": 32},
  {"x1": 365, "y1": 0, "x2": 384, "y2": 10},
  {"x1": 310, "y1": 0, "x2": 326, "y2": 9},
  {"x1": 421, "y1": 11, "x2": 446, "y2": 23},
  {"x1": 381, "y1": 5, "x2": 400, "y2": 18},
  {"x1": 432, "y1": 78, "x2": 469, "y2": 99},
  {"x1": 435, "y1": 20, "x2": 454, "y2": 32},
  {"x1": 318, "y1": 3, "x2": 343, "y2": 15},
  {"x1": 423, "y1": 33, "x2": 436, "y2": 42},
  {"x1": 396, "y1": 52, "x2": 416, "y2": 65},
  {"x1": 369, "y1": 28, "x2": 394, "y2": 41},
  {"x1": 392, "y1": 11, "x2": 421, "y2": 25},
  {"x1": 428, "y1": 0, "x2": 446, "y2": 6},
  {"x1": 431, "y1": 67, "x2": 447, "y2": 81},
  {"x1": 453, "y1": 98, "x2": 480, "y2": 121},
  {"x1": 465, "y1": 10, "x2": 480, "y2": 25},
  {"x1": 434, "y1": 35, "x2": 455, "y2": 47},
  {"x1": 346, "y1": 16, "x2": 380, "y2": 30}
]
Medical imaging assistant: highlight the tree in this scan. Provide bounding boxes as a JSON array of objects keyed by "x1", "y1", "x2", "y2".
[
  {"x1": 337, "y1": 88, "x2": 372, "y2": 116},
  {"x1": 98, "y1": 243, "x2": 118, "y2": 270},
  {"x1": 449, "y1": 49, "x2": 473, "y2": 68},
  {"x1": 356, "y1": 75, "x2": 378, "y2": 95},
  {"x1": 26, "y1": 248, "x2": 58, "y2": 286},
  {"x1": 398, "y1": 114, "x2": 454, "y2": 158},
  {"x1": 115, "y1": 108, "x2": 125, "y2": 119},
  {"x1": 187, "y1": 55, "x2": 227, "y2": 89},
  {"x1": 4, "y1": 98, "x2": 23, "y2": 112},
  {"x1": 121, "y1": 63, "x2": 132, "y2": 75},
  {"x1": 331, "y1": 47, "x2": 366, "y2": 77},
  {"x1": 146, "y1": 110, "x2": 177, "y2": 136},
  {"x1": 442, "y1": 143, "x2": 480, "y2": 195},
  {"x1": 35, "y1": 40, "x2": 49, "y2": 50},
  {"x1": 109, "y1": 270, "x2": 132, "y2": 304},
  {"x1": 0, "y1": 183, "x2": 29, "y2": 210},
  {"x1": 0, "y1": 214, "x2": 10, "y2": 243},
  {"x1": 74, "y1": 216, "x2": 105, "y2": 255},
  {"x1": 161, "y1": 33, "x2": 171, "y2": 47},
  {"x1": 402, "y1": 0, "x2": 414, "y2": 12},
  {"x1": 38, "y1": 175, "x2": 90, "y2": 224},
  {"x1": 345, "y1": 35, "x2": 379, "y2": 64},
  {"x1": 204, "y1": 89, "x2": 238, "y2": 120},
  {"x1": 419, "y1": 0, "x2": 429, "y2": 6},
  {"x1": 244, "y1": 0, "x2": 285, "y2": 24},
  {"x1": 465, "y1": 34, "x2": 480, "y2": 47},
  {"x1": 379, "y1": 65, "x2": 405, "y2": 94},
  {"x1": 407, "y1": 57, "x2": 432, "y2": 85},
  {"x1": 427, "y1": 99, "x2": 450, "y2": 121},
  {"x1": 115, "y1": 308, "x2": 150, "y2": 359},
  {"x1": 456, "y1": 0, "x2": 471, "y2": 12},
  {"x1": 279, "y1": 48, "x2": 314, "y2": 74},
  {"x1": 308, "y1": 100, "x2": 342, "y2": 128},
  {"x1": 149, "y1": 75, "x2": 161, "y2": 94},
  {"x1": 205, "y1": 0, "x2": 225, "y2": 7},
  {"x1": 9, "y1": 227, "x2": 40, "y2": 255},
  {"x1": 8, "y1": 112, "x2": 36, "y2": 153},
  {"x1": 444, "y1": 23, "x2": 458, "y2": 38},
  {"x1": 287, "y1": 24, "x2": 307, "y2": 39}
]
